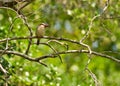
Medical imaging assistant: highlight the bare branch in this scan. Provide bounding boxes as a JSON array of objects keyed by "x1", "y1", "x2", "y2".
[
  {"x1": 0, "y1": 64, "x2": 8, "y2": 75},
  {"x1": 86, "y1": 68, "x2": 100, "y2": 86},
  {"x1": 0, "y1": 36, "x2": 82, "y2": 45},
  {"x1": 0, "y1": 50, "x2": 35, "y2": 60},
  {"x1": 17, "y1": 2, "x2": 30, "y2": 11},
  {"x1": 17, "y1": 12, "x2": 33, "y2": 55},
  {"x1": 0, "y1": 6, "x2": 18, "y2": 14},
  {"x1": 35, "y1": 50, "x2": 120, "y2": 63},
  {"x1": 47, "y1": 40, "x2": 69, "y2": 50},
  {"x1": 79, "y1": 0, "x2": 110, "y2": 55},
  {"x1": 41, "y1": 43, "x2": 63, "y2": 63},
  {"x1": 0, "y1": 49, "x2": 119, "y2": 64}
]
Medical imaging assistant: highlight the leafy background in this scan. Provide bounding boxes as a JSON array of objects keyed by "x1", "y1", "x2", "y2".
[{"x1": 0, "y1": 0, "x2": 120, "y2": 86}]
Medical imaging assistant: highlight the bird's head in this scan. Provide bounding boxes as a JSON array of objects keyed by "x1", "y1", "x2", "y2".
[{"x1": 40, "y1": 23, "x2": 49, "y2": 28}]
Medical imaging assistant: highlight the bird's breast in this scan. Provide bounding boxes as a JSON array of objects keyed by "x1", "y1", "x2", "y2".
[{"x1": 36, "y1": 27, "x2": 45, "y2": 37}]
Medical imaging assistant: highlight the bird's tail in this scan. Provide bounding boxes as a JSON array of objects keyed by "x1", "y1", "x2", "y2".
[{"x1": 37, "y1": 39, "x2": 40, "y2": 45}]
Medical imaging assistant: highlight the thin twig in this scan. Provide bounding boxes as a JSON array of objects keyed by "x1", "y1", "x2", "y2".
[
  {"x1": 41, "y1": 43, "x2": 63, "y2": 63},
  {"x1": 17, "y1": 2, "x2": 30, "y2": 11},
  {"x1": 0, "y1": 64, "x2": 8, "y2": 75},
  {"x1": 47, "y1": 40, "x2": 69, "y2": 50},
  {"x1": 18, "y1": 12, "x2": 33, "y2": 55},
  {"x1": 79, "y1": 0, "x2": 110, "y2": 54},
  {"x1": 86, "y1": 68, "x2": 100, "y2": 86}
]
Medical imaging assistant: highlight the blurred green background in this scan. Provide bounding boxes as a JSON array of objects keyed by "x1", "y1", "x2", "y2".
[{"x1": 0, "y1": 0, "x2": 120, "y2": 86}]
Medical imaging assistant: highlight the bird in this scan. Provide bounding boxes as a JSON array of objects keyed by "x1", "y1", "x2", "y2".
[
  {"x1": 36, "y1": 23, "x2": 49, "y2": 45},
  {"x1": 36, "y1": 23, "x2": 63, "y2": 63}
]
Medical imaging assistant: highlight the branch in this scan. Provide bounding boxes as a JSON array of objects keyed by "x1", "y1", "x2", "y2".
[
  {"x1": 35, "y1": 50, "x2": 120, "y2": 63},
  {"x1": 79, "y1": 0, "x2": 110, "y2": 54},
  {"x1": 0, "y1": 50, "x2": 35, "y2": 61},
  {"x1": 86, "y1": 68, "x2": 100, "y2": 86},
  {"x1": 41, "y1": 43, "x2": 63, "y2": 63},
  {"x1": 17, "y1": 2, "x2": 30, "y2": 11},
  {"x1": 18, "y1": 12, "x2": 33, "y2": 55},
  {"x1": 0, "y1": 36, "x2": 92, "y2": 54},
  {"x1": 0, "y1": 36, "x2": 82, "y2": 45},
  {"x1": 0, "y1": 49, "x2": 119, "y2": 64},
  {"x1": 0, "y1": 64, "x2": 8, "y2": 75},
  {"x1": 1, "y1": 36, "x2": 119, "y2": 64}
]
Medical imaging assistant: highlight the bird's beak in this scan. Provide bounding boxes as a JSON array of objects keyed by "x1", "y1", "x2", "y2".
[{"x1": 44, "y1": 24, "x2": 49, "y2": 27}]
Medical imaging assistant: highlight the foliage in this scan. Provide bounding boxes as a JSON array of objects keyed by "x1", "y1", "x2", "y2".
[{"x1": 0, "y1": 0, "x2": 120, "y2": 86}]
